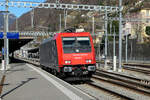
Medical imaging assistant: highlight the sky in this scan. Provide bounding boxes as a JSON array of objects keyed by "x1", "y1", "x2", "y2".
[{"x1": 0, "y1": 0, "x2": 46, "y2": 18}]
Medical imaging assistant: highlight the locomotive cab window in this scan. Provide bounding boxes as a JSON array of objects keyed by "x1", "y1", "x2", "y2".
[
  {"x1": 62, "y1": 37, "x2": 91, "y2": 53},
  {"x1": 62, "y1": 37, "x2": 75, "y2": 47},
  {"x1": 76, "y1": 37, "x2": 90, "y2": 47}
]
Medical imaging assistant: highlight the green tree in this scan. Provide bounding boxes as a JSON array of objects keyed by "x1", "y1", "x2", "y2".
[
  {"x1": 48, "y1": 24, "x2": 51, "y2": 32},
  {"x1": 107, "y1": 20, "x2": 119, "y2": 41},
  {"x1": 146, "y1": 26, "x2": 150, "y2": 36},
  {"x1": 99, "y1": 1, "x2": 104, "y2": 5}
]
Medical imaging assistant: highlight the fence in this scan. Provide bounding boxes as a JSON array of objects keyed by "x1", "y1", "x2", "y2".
[{"x1": 95, "y1": 39, "x2": 150, "y2": 64}]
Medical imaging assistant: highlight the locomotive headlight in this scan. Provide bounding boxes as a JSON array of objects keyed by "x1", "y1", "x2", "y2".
[
  {"x1": 89, "y1": 60, "x2": 92, "y2": 63},
  {"x1": 86, "y1": 59, "x2": 92, "y2": 63},
  {"x1": 68, "y1": 61, "x2": 71, "y2": 63},
  {"x1": 86, "y1": 60, "x2": 88, "y2": 63},
  {"x1": 65, "y1": 60, "x2": 71, "y2": 64},
  {"x1": 65, "y1": 61, "x2": 68, "y2": 64}
]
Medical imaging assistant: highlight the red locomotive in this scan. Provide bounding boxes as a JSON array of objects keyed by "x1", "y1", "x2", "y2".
[{"x1": 40, "y1": 30, "x2": 96, "y2": 81}]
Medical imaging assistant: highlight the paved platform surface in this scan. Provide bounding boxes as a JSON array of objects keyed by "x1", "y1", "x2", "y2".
[{"x1": 0, "y1": 63, "x2": 94, "y2": 100}]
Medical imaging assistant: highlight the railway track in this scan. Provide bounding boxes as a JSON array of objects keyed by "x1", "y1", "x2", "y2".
[
  {"x1": 73, "y1": 70, "x2": 150, "y2": 100},
  {"x1": 124, "y1": 63, "x2": 150, "y2": 68},
  {"x1": 96, "y1": 69, "x2": 150, "y2": 85},
  {"x1": 98, "y1": 62, "x2": 150, "y2": 75},
  {"x1": 122, "y1": 63, "x2": 150, "y2": 75},
  {"x1": 85, "y1": 81, "x2": 134, "y2": 100},
  {"x1": 123, "y1": 66, "x2": 150, "y2": 75},
  {"x1": 94, "y1": 70, "x2": 150, "y2": 96}
]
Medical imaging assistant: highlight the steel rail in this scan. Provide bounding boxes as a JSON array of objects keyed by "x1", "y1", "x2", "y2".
[
  {"x1": 124, "y1": 64, "x2": 150, "y2": 68},
  {"x1": 86, "y1": 82, "x2": 134, "y2": 100},
  {"x1": 123, "y1": 66, "x2": 150, "y2": 75},
  {"x1": 93, "y1": 75, "x2": 150, "y2": 96},
  {"x1": 96, "y1": 69, "x2": 150, "y2": 84}
]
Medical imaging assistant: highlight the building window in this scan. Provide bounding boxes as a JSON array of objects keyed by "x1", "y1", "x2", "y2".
[
  {"x1": 146, "y1": 10, "x2": 149, "y2": 16},
  {"x1": 146, "y1": 18, "x2": 150, "y2": 23}
]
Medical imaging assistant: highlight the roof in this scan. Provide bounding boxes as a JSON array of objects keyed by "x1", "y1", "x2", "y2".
[
  {"x1": 129, "y1": 1, "x2": 150, "y2": 12},
  {"x1": 141, "y1": 1, "x2": 150, "y2": 9}
]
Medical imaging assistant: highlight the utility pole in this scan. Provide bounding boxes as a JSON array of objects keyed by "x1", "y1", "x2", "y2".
[
  {"x1": 4, "y1": 0, "x2": 9, "y2": 69},
  {"x1": 125, "y1": 30, "x2": 128, "y2": 63},
  {"x1": 16, "y1": 18, "x2": 18, "y2": 31},
  {"x1": 64, "y1": 9, "x2": 67, "y2": 29},
  {"x1": 59, "y1": 14, "x2": 62, "y2": 32},
  {"x1": 104, "y1": 10, "x2": 108, "y2": 69},
  {"x1": 56, "y1": 0, "x2": 60, "y2": 3},
  {"x1": 0, "y1": 0, "x2": 9, "y2": 98},
  {"x1": 92, "y1": 16, "x2": 95, "y2": 34},
  {"x1": 110, "y1": 21, "x2": 112, "y2": 34},
  {"x1": 31, "y1": 9, "x2": 34, "y2": 29},
  {"x1": 113, "y1": 26, "x2": 116, "y2": 71},
  {"x1": 118, "y1": 0, "x2": 123, "y2": 71}
]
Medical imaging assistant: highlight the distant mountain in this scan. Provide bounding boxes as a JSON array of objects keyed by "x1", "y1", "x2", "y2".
[
  {"x1": 10, "y1": 0, "x2": 100, "y2": 31},
  {"x1": 9, "y1": 0, "x2": 143, "y2": 32},
  {"x1": 0, "y1": 13, "x2": 16, "y2": 31}
]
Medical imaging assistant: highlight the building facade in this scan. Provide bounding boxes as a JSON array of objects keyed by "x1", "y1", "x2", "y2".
[{"x1": 124, "y1": 1, "x2": 150, "y2": 43}]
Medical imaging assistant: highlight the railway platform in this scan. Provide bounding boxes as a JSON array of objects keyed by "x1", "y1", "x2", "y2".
[{"x1": 0, "y1": 63, "x2": 94, "y2": 100}]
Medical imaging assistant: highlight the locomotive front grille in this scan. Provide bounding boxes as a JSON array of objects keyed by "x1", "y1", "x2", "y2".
[{"x1": 74, "y1": 68, "x2": 83, "y2": 76}]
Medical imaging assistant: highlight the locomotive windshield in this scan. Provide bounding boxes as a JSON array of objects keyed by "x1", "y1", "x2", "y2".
[
  {"x1": 62, "y1": 37, "x2": 76, "y2": 47},
  {"x1": 76, "y1": 37, "x2": 90, "y2": 46},
  {"x1": 62, "y1": 37, "x2": 91, "y2": 53}
]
